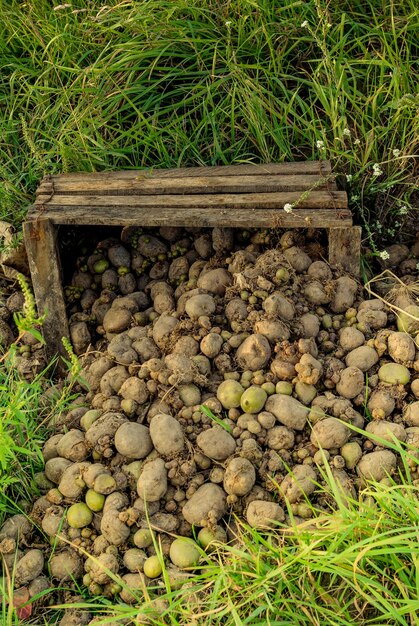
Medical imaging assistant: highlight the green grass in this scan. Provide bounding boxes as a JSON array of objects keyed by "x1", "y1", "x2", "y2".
[{"x1": 0, "y1": 0, "x2": 417, "y2": 250}]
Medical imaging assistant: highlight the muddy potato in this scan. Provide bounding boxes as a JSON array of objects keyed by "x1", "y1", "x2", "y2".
[
  {"x1": 357, "y1": 308, "x2": 387, "y2": 330},
  {"x1": 185, "y1": 293, "x2": 216, "y2": 319},
  {"x1": 70, "y1": 322, "x2": 91, "y2": 355},
  {"x1": 123, "y1": 547, "x2": 147, "y2": 572},
  {"x1": 356, "y1": 450, "x2": 397, "y2": 483},
  {"x1": 200, "y1": 333, "x2": 224, "y2": 358},
  {"x1": 149, "y1": 413, "x2": 185, "y2": 457},
  {"x1": 132, "y1": 336, "x2": 160, "y2": 362},
  {"x1": 179, "y1": 384, "x2": 201, "y2": 406},
  {"x1": 403, "y1": 401, "x2": 419, "y2": 427},
  {"x1": 246, "y1": 500, "x2": 285, "y2": 529},
  {"x1": 196, "y1": 426, "x2": 236, "y2": 461},
  {"x1": 50, "y1": 550, "x2": 83, "y2": 581},
  {"x1": 236, "y1": 334, "x2": 271, "y2": 371},
  {"x1": 119, "y1": 377, "x2": 149, "y2": 404},
  {"x1": 42, "y1": 505, "x2": 66, "y2": 537},
  {"x1": 44, "y1": 457, "x2": 73, "y2": 484},
  {"x1": 310, "y1": 417, "x2": 350, "y2": 449},
  {"x1": 396, "y1": 304, "x2": 419, "y2": 335},
  {"x1": 263, "y1": 292, "x2": 295, "y2": 320},
  {"x1": 42, "y1": 434, "x2": 64, "y2": 462},
  {"x1": 197, "y1": 268, "x2": 233, "y2": 296},
  {"x1": 28, "y1": 575, "x2": 51, "y2": 598},
  {"x1": 295, "y1": 353, "x2": 323, "y2": 385},
  {"x1": 198, "y1": 525, "x2": 227, "y2": 549},
  {"x1": 59, "y1": 609, "x2": 92, "y2": 626},
  {"x1": 169, "y1": 538, "x2": 201, "y2": 569},
  {"x1": 82, "y1": 463, "x2": 110, "y2": 489},
  {"x1": 283, "y1": 246, "x2": 312, "y2": 272},
  {"x1": 108, "y1": 334, "x2": 138, "y2": 365},
  {"x1": 266, "y1": 426, "x2": 295, "y2": 450},
  {"x1": 225, "y1": 298, "x2": 248, "y2": 322},
  {"x1": 59, "y1": 462, "x2": 89, "y2": 498},
  {"x1": 86, "y1": 356, "x2": 114, "y2": 391},
  {"x1": 89, "y1": 552, "x2": 119, "y2": 585},
  {"x1": 114, "y1": 422, "x2": 153, "y2": 459},
  {"x1": 303, "y1": 281, "x2": 331, "y2": 305},
  {"x1": 331, "y1": 276, "x2": 357, "y2": 313},
  {"x1": 339, "y1": 327, "x2": 365, "y2": 352},
  {"x1": 387, "y1": 332, "x2": 416, "y2": 363},
  {"x1": 182, "y1": 483, "x2": 227, "y2": 526},
  {"x1": 15, "y1": 549, "x2": 44, "y2": 585},
  {"x1": 366, "y1": 420, "x2": 406, "y2": 446},
  {"x1": 0, "y1": 514, "x2": 31, "y2": 541},
  {"x1": 119, "y1": 572, "x2": 148, "y2": 604},
  {"x1": 223, "y1": 458, "x2": 256, "y2": 496},
  {"x1": 367, "y1": 389, "x2": 395, "y2": 418},
  {"x1": 340, "y1": 442, "x2": 363, "y2": 470},
  {"x1": 345, "y1": 346, "x2": 379, "y2": 372},
  {"x1": 80, "y1": 409, "x2": 102, "y2": 431},
  {"x1": 307, "y1": 260, "x2": 332, "y2": 280},
  {"x1": 85, "y1": 412, "x2": 127, "y2": 448},
  {"x1": 279, "y1": 465, "x2": 317, "y2": 503},
  {"x1": 101, "y1": 500, "x2": 130, "y2": 546},
  {"x1": 212, "y1": 227, "x2": 234, "y2": 253},
  {"x1": 164, "y1": 354, "x2": 195, "y2": 383},
  {"x1": 265, "y1": 394, "x2": 308, "y2": 430},
  {"x1": 336, "y1": 366, "x2": 364, "y2": 399},
  {"x1": 137, "y1": 458, "x2": 168, "y2": 502},
  {"x1": 56, "y1": 430, "x2": 89, "y2": 462},
  {"x1": 103, "y1": 307, "x2": 132, "y2": 334},
  {"x1": 254, "y1": 319, "x2": 290, "y2": 343}
]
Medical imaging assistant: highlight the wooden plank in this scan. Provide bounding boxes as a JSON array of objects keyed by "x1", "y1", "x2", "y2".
[
  {"x1": 35, "y1": 174, "x2": 336, "y2": 196},
  {"x1": 23, "y1": 218, "x2": 69, "y2": 362},
  {"x1": 47, "y1": 161, "x2": 332, "y2": 181},
  {"x1": 27, "y1": 206, "x2": 352, "y2": 228},
  {"x1": 33, "y1": 190, "x2": 347, "y2": 211},
  {"x1": 328, "y1": 226, "x2": 362, "y2": 276}
]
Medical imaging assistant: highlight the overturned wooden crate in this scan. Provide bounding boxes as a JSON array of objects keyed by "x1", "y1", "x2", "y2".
[{"x1": 23, "y1": 161, "x2": 360, "y2": 358}]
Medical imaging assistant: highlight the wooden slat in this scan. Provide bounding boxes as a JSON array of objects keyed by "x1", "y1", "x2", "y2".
[
  {"x1": 328, "y1": 226, "x2": 362, "y2": 275},
  {"x1": 28, "y1": 206, "x2": 352, "y2": 228},
  {"x1": 47, "y1": 161, "x2": 332, "y2": 181},
  {"x1": 35, "y1": 174, "x2": 336, "y2": 197},
  {"x1": 33, "y1": 190, "x2": 347, "y2": 211}
]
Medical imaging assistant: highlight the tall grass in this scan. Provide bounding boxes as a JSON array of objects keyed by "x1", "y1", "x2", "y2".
[{"x1": 0, "y1": 0, "x2": 417, "y2": 247}]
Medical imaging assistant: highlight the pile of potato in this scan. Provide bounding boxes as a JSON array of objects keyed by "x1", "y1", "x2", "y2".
[{"x1": 2, "y1": 226, "x2": 419, "y2": 622}]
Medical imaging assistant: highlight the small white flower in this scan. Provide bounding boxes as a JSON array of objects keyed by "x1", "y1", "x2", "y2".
[
  {"x1": 392, "y1": 148, "x2": 401, "y2": 157},
  {"x1": 399, "y1": 205, "x2": 409, "y2": 215},
  {"x1": 54, "y1": 3, "x2": 71, "y2": 9},
  {"x1": 354, "y1": 138, "x2": 361, "y2": 145},
  {"x1": 351, "y1": 195, "x2": 359, "y2": 201},
  {"x1": 316, "y1": 140, "x2": 325, "y2": 150},
  {"x1": 283, "y1": 203, "x2": 293, "y2": 213},
  {"x1": 301, "y1": 20, "x2": 308, "y2": 28},
  {"x1": 416, "y1": 262, "x2": 419, "y2": 271},
  {"x1": 346, "y1": 174, "x2": 352, "y2": 182},
  {"x1": 225, "y1": 21, "x2": 232, "y2": 27},
  {"x1": 379, "y1": 250, "x2": 390, "y2": 260},
  {"x1": 343, "y1": 128, "x2": 351, "y2": 136},
  {"x1": 372, "y1": 163, "x2": 383, "y2": 177},
  {"x1": 376, "y1": 223, "x2": 382, "y2": 231}
]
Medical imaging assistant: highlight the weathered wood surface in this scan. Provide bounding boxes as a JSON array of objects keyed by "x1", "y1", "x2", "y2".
[
  {"x1": 28, "y1": 207, "x2": 351, "y2": 228},
  {"x1": 22, "y1": 218, "x2": 69, "y2": 363},
  {"x1": 35, "y1": 173, "x2": 336, "y2": 196},
  {"x1": 46, "y1": 161, "x2": 333, "y2": 181},
  {"x1": 328, "y1": 226, "x2": 362, "y2": 276}
]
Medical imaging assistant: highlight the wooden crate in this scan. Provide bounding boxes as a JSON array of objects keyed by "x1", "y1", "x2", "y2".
[{"x1": 23, "y1": 162, "x2": 360, "y2": 358}]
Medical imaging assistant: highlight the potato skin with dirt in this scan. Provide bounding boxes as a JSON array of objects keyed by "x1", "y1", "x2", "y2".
[
  {"x1": 114, "y1": 422, "x2": 153, "y2": 459},
  {"x1": 265, "y1": 394, "x2": 309, "y2": 430},
  {"x1": 182, "y1": 483, "x2": 227, "y2": 526},
  {"x1": 137, "y1": 458, "x2": 168, "y2": 502},
  {"x1": 236, "y1": 334, "x2": 271, "y2": 371},
  {"x1": 149, "y1": 413, "x2": 185, "y2": 457},
  {"x1": 15, "y1": 549, "x2": 44, "y2": 585},
  {"x1": 356, "y1": 450, "x2": 397, "y2": 483},
  {"x1": 196, "y1": 427, "x2": 236, "y2": 461},
  {"x1": 246, "y1": 501, "x2": 285, "y2": 529},
  {"x1": 223, "y1": 458, "x2": 256, "y2": 496},
  {"x1": 310, "y1": 417, "x2": 351, "y2": 449}
]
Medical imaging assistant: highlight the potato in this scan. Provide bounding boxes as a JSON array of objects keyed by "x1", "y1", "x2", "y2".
[
  {"x1": 70, "y1": 322, "x2": 91, "y2": 355},
  {"x1": 217, "y1": 380, "x2": 244, "y2": 409},
  {"x1": 295, "y1": 353, "x2": 323, "y2": 385},
  {"x1": 279, "y1": 465, "x2": 317, "y2": 503},
  {"x1": 108, "y1": 244, "x2": 131, "y2": 268},
  {"x1": 223, "y1": 458, "x2": 256, "y2": 496},
  {"x1": 310, "y1": 417, "x2": 350, "y2": 449},
  {"x1": 367, "y1": 389, "x2": 395, "y2": 419},
  {"x1": 307, "y1": 260, "x2": 332, "y2": 280},
  {"x1": 283, "y1": 246, "x2": 312, "y2": 272},
  {"x1": 246, "y1": 500, "x2": 285, "y2": 529},
  {"x1": 336, "y1": 367, "x2": 364, "y2": 399},
  {"x1": 82, "y1": 464, "x2": 110, "y2": 489},
  {"x1": 118, "y1": 377, "x2": 149, "y2": 404},
  {"x1": 114, "y1": 422, "x2": 153, "y2": 459},
  {"x1": 225, "y1": 298, "x2": 249, "y2": 322},
  {"x1": 143, "y1": 555, "x2": 162, "y2": 579},
  {"x1": 59, "y1": 610, "x2": 92, "y2": 626},
  {"x1": 196, "y1": 427, "x2": 236, "y2": 461},
  {"x1": 50, "y1": 550, "x2": 83, "y2": 581},
  {"x1": 182, "y1": 483, "x2": 227, "y2": 526},
  {"x1": 331, "y1": 276, "x2": 357, "y2": 313},
  {"x1": 200, "y1": 333, "x2": 224, "y2": 358},
  {"x1": 67, "y1": 503, "x2": 93, "y2": 529},
  {"x1": 42, "y1": 505, "x2": 66, "y2": 537},
  {"x1": 378, "y1": 363, "x2": 410, "y2": 385},
  {"x1": 345, "y1": 346, "x2": 379, "y2": 372},
  {"x1": 85, "y1": 490, "x2": 105, "y2": 512},
  {"x1": 357, "y1": 308, "x2": 387, "y2": 331},
  {"x1": 15, "y1": 549, "x2": 44, "y2": 585},
  {"x1": 131, "y1": 337, "x2": 160, "y2": 363},
  {"x1": 299, "y1": 313, "x2": 320, "y2": 338},
  {"x1": 265, "y1": 394, "x2": 308, "y2": 430},
  {"x1": 56, "y1": 430, "x2": 89, "y2": 462},
  {"x1": 254, "y1": 319, "x2": 290, "y2": 343},
  {"x1": 240, "y1": 385, "x2": 267, "y2": 413},
  {"x1": 86, "y1": 356, "x2": 114, "y2": 391},
  {"x1": 28, "y1": 575, "x2": 51, "y2": 598},
  {"x1": 266, "y1": 426, "x2": 295, "y2": 450},
  {"x1": 80, "y1": 409, "x2": 102, "y2": 431},
  {"x1": 101, "y1": 511, "x2": 130, "y2": 546},
  {"x1": 137, "y1": 458, "x2": 168, "y2": 502},
  {"x1": 164, "y1": 354, "x2": 195, "y2": 383},
  {"x1": 123, "y1": 547, "x2": 147, "y2": 572},
  {"x1": 194, "y1": 234, "x2": 212, "y2": 258},
  {"x1": 263, "y1": 292, "x2": 295, "y2": 320},
  {"x1": 100, "y1": 366, "x2": 130, "y2": 397},
  {"x1": 387, "y1": 332, "x2": 416, "y2": 363},
  {"x1": 339, "y1": 327, "x2": 365, "y2": 351},
  {"x1": 403, "y1": 401, "x2": 419, "y2": 427},
  {"x1": 340, "y1": 442, "x2": 363, "y2": 470},
  {"x1": 59, "y1": 462, "x2": 89, "y2": 499},
  {"x1": 119, "y1": 572, "x2": 148, "y2": 604},
  {"x1": 366, "y1": 420, "x2": 406, "y2": 446},
  {"x1": 396, "y1": 304, "x2": 419, "y2": 335},
  {"x1": 85, "y1": 412, "x2": 127, "y2": 449},
  {"x1": 149, "y1": 414, "x2": 185, "y2": 457},
  {"x1": 108, "y1": 334, "x2": 138, "y2": 365},
  {"x1": 44, "y1": 457, "x2": 73, "y2": 484},
  {"x1": 103, "y1": 308, "x2": 132, "y2": 334},
  {"x1": 89, "y1": 552, "x2": 119, "y2": 584},
  {"x1": 303, "y1": 281, "x2": 331, "y2": 305},
  {"x1": 169, "y1": 538, "x2": 201, "y2": 569},
  {"x1": 185, "y1": 294, "x2": 216, "y2": 319},
  {"x1": 356, "y1": 450, "x2": 397, "y2": 483},
  {"x1": 236, "y1": 334, "x2": 271, "y2": 371},
  {"x1": 212, "y1": 227, "x2": 234, "y2": 253},
  {"x1": 42, "y1": 434, "x2": 64, "y2": 462},
  {"x1": 178, "y1": 384, "x2": 201, "y2": 407}
]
